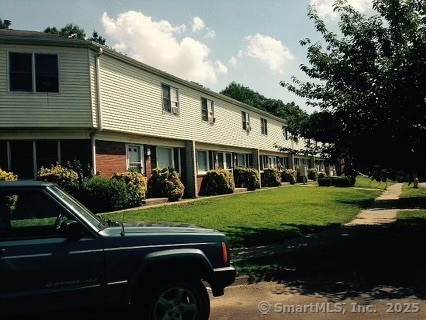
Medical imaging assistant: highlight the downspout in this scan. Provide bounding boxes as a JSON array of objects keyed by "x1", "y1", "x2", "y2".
[{"x1": 91, "y1": 47, "x2": 103, "y2": 173}]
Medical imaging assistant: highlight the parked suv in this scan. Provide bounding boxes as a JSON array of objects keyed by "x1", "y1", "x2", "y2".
[{"x1": 0, "y1": 181, "x2": 236, "y2": 319}]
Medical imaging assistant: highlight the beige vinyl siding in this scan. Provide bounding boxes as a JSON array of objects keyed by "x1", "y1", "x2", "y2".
[
  {"x1": 0, "y1": 44, "x2": 92, "y2": 128},
  {"x1": 89, "y1": 50, "x2": 98, "y2": 128},
  {"x1": 99, "y1": 54, "x2": 289, "y2": 153}
]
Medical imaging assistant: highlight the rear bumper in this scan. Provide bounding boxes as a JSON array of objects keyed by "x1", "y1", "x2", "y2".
[{"x1": 210, "y1": 266, "x2": 236, "y2": 296}]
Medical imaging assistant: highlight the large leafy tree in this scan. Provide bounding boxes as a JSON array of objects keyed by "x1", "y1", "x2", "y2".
[
  {"x1": 221, "y1": 81, "x2": 309, "y2": 135},
  {"x1": 281, "y1": 0, "x2": 426, "y2": 177}
]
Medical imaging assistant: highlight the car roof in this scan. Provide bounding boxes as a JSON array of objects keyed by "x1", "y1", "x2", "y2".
[{"x1": 0, "y1": 180, "x2": 55, "y2": 187}]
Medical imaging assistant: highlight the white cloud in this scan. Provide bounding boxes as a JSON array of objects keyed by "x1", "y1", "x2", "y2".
[
  {"x1": 231, "y1": 34, "x2": 294, "y2": 74},
  {"x1": 102, "y1": 11, "x2": 225, "y2": 84},
  {"x1": 310, "y1": 0, "x2": 372, "y2": 21},
  {"x1": 191, "y1": 16, "x2": 216, "y2": 39},
  {"x1": 192, "y1": 17, "x2": 205, "y2": 32}
]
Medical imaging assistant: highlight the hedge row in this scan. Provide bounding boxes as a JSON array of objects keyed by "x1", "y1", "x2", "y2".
[{"x1": 318, "y1": 176, "x2": 356, "y2": 187}]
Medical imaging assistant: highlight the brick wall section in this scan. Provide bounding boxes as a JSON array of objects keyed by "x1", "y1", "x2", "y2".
[
  {"x1": 197, "y1": 175, "x2": 206, "y2": 196},
  {"x1": 145, "y1": 154, "x2": 152, "y2": 179},
  {"x1": 96, "y1": 140, "x2": 126, "y2": 177}
]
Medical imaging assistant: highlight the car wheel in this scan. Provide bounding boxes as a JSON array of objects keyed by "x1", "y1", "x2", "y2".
[{"x1": 143, "y1": 277, "x2": 210, "y2": 320}]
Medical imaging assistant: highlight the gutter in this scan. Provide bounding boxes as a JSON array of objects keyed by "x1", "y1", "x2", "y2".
[{"x1": 91, "y1": 46, "x2": 104, "y2": 173}]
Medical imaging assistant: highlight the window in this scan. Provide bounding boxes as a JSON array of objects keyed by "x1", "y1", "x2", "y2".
[
  {"x1": 242, "y1": 111, "x2": 250, "y2": 131},
  {"x1": 217, "y1": 152, "x2": 233, "y2": 171},
  {"x1": 0, "y1": 190, "x2": 70, "y2": 240},
  {"x1": 36, "y1": 141, "x2": 59, "y2": 170},
  {"x1": 162, "y1": 84, "x2": 179, "y2": 114},
  {"x1": 201, "y1": 97, "x2": 215, "y2": 122},
  {"x1": 236, "y1": 154, "x2": 253, "y2": 168},
  {"x1": 9, "y1": 53, "x2": 58, "y2": 93},
  {"x1": 127, "y1": 145, "x2": 144, "y2": 173},
  {"x1": 197, "y1": 150, "x2": 209, "y2": 173},
  {"x1": 157, "y1": 147, "x2": 174, "y2": 168},
  {"x1": 261, "y1": 118, "x2": 268, "y2": 135}
]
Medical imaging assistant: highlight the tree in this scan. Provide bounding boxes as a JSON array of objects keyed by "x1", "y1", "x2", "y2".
[
  {"x1": 89, "y1": 30, "x2": 106, "y2": 45},
  {"x1": 44, "y1": 23, "x2": 86, "y2": 39},
  {"x1": 281, "y1": 0, "x2": 426, "y2": 178},
  {"x1": 0, "y1": 18, "x2": 11, "y2": 29}
]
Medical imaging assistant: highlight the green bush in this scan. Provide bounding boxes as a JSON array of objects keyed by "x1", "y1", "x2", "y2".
[
  {"x1": 203, "y1": 169, "x2": 235, "y2": 195},
  {"x1": 281, "y1": 169, "x2": 296, "y2": 184},
  {"x1": 37, "y1": 164, "x2": 79, "y2": 194},
  {"x1": 148, "y1": 167, "x2": 185, "y2": 202},
  {"x1": 318, "y1": 172, "x2": 327, "y2": 179},
  {"x1": 80, "y1": 176, "x2": 128, "y2": 213},
  {"x1": 308, "y1": 168, "x2": 318, "y2": 181},
  {"x1": 0, "y1": 168, "x2": 18, "y2": 181},
  {"x1": 112, "y1": 171, "x2": 147, "y2": 207},
  {"x1": 261, "y1": 168, "x2": 281, "y2": 187},
  {"x1": 332, "y1": 175, "x2": 356, "y2": 187},
  {"x1": 233, "y1": 167, "x2": 260, "y2": 191},
  {"x1": 318, "y1": 177, "x2": 332, "y2": 186}
]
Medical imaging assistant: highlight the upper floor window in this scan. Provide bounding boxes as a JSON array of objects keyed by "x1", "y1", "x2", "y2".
[
  {"x1": 261, "y1": 118, "x2": 268, "y2": 135},
  {"x1": 201, "y1": 97, "x2": 215, "y2": 123},
  {"x1": 242, "y1": 111, "x2": 251, "y2": 132},
  {"x1": 162, "y1": 84, "x2": 179, "y2": 115},
  {"x1": 9, "y1": 53, "x2": 59, "y2": 93}
]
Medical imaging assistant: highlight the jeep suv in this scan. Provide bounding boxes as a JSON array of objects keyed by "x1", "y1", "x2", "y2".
[{"x1": 0, "y1": 181, "x2": 236, "y2": 319}]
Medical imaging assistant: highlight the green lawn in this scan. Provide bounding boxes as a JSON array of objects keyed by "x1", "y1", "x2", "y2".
[
  {"x1": 105, "y1": 185, "x2": 381, "y2": 248},
  {"x1": 353, "y1": 175, "x2": 394, "y2": 190}
]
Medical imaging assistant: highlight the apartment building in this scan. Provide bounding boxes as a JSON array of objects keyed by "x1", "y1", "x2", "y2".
[{"x1": 0, "y1": 29, "x2": 318, "y2": 197}]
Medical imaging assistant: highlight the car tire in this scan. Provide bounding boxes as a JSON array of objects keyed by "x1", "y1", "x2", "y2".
[{"x1": 141, "y1": 277, "x2": 210, "y2": 320}]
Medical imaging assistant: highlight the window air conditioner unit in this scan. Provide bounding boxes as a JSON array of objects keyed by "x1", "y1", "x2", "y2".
[{"x1": 171, "y1": 106, "x2": 179, "y2": 115}]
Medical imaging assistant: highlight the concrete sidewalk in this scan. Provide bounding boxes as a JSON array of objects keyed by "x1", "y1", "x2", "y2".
[{"x1": 231, "y1": 183, "x2": 403, "y2": 261}]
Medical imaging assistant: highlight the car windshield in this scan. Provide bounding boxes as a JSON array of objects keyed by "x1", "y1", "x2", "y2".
[{"x1": 48, "y1": 185, "x2": 107, "y2": 230}]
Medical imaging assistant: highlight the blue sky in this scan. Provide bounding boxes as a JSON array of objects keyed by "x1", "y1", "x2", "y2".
[{"x1": 2, "y1": 0, "x2": 374, "y2": 113}]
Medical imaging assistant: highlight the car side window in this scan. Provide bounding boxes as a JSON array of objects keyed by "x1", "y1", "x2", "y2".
[{"x1": 0, "y1": 189, "x2": 70, "y2": 241}]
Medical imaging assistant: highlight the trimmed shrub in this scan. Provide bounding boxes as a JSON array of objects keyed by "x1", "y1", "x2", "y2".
[
  {"x1": 318, "y1": 177, "x2": 332, "y2": 186},
  {"x1": 261, "y1": 168, "x2": 281, "y2": 187},
  {"x1": 203, "y1": 169, "x2": 235, "y2": 196},
  {"x1": 318, "y1": 172, "x2": 327, "y2": 179},
  {"x1": 65, "y1": 160, "x2": 94, "y2": 186},
  {"x1": 148, "y1": 167, "x2": 185, "y2": 202},
  {"x1": 0, "y1": 168, "x2": 18, "y2": 181},
  {"x1": 112, "y1": 171, "x2": 147, "y2": 207},
  {"x1": 37, "y1": 164, "x2": 79, "y2": 194},
  {"x1": 281, "y1": 169, "x2": 296, "y2": 185},
  {"x1": 233, "y1": 167, "x2": 260, "y2": 191},
  {"x1": 332, "y1": 176, "x2": 352, "y2": 187},
  {"x1": 308, "y1": 168, "x2": 318, "y2": 181},
  {"x1": 80, "y1": 176, "x2": 128, "y2": 213}
]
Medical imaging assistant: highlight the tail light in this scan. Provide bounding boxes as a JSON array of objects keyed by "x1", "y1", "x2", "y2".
[{"x1": 221, "y1": 242, "x2": 229, "y2": 264}]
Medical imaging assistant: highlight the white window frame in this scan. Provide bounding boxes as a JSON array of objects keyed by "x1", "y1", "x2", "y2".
[
  {"x1": 261, "y1": 118, "x2": 268, "y2": 135},
  {"x1": 156, "y1": 147, "x2": 174, "y2": 169},
  {"x1": 126, "y1": 144, "x2": 144, "y2": 174},
  {"x1": 196, "y1": 150, "x2": 209, "y2": 174},
  {"x1": 9, "y1": 52, "x2": 59, "y2": 93},
  {"x1": 201, "y1": 97, "x2": 215, "y2": 123},
  {"x1": 217, "y1": 152, "x2": 233, "y2": 171},
  {"x1": 162, "y1": 83, "x2": 179, "y2": 115},
  {"x1": 241, "y1": 111, "x2": 251, "y2": 132}
]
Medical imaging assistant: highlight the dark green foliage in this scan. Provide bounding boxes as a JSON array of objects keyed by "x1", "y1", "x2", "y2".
[
  {"x1": 36, "y1": 164, "x2": 79, "y2": 195},
  {"x1": 319, "y1": 176, "x2": 356, "y2": 187},
  {"x1": 318, "y1": 172, "x2": 327, "y2": 179},
  {"x1": 89, "y1": 30, "x2": 106, "y2": 45},
  {"x1": 112, "y1": 171, "x2": 147, "y2": 207},
  {"x1": 281, "y1": 169, "x2": 297, "y2": 184},
  {"x1": 202, "y1": 170, "x2": 235, "y2": 196},
  {"x1": 261, "y1": 168, "x2": 281, "y2": 187},
  {"x1": 233, "y1": 167, "x2": 260, "y2": 191},
  {"x1": 44, "y1": 23, "x2": 86, "y2": 39},
  {"x1": 148, "y1": 168, "x2": 185, "y2": 202},
  {"x1": 282, "y1": 0, "x2": 426, "y2": 178},
  {"x1": 308, "y1": 168, "x2": 318, "y2": 181},
  {"x1": 318, "y1": 177, "x2": 332, "y2": 186},
  {"x1": 80, "y1": 176, "x2": 128, "y2": 213}
]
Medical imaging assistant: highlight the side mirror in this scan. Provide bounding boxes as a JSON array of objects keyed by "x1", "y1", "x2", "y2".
[{"x1": 60, "y1": 220, "x2": 82, "y2": 241}]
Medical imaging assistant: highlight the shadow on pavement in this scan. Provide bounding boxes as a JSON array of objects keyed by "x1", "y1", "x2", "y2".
[{"x1": 238, "y1": 216, "x2": 426, "y2": 302}]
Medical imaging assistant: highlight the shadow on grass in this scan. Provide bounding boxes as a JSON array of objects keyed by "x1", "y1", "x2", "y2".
[
  {"x1": 226, "y1": 223, "x2": 341, "y2": 248},
  {"x1": 236, "y1": 218, "x2": 426, "y2": 301}
]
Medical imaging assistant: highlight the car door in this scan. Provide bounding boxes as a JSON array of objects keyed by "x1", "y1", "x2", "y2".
[{"x1": 0, "y1": 187, "x2": 104, "y2": 316}]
